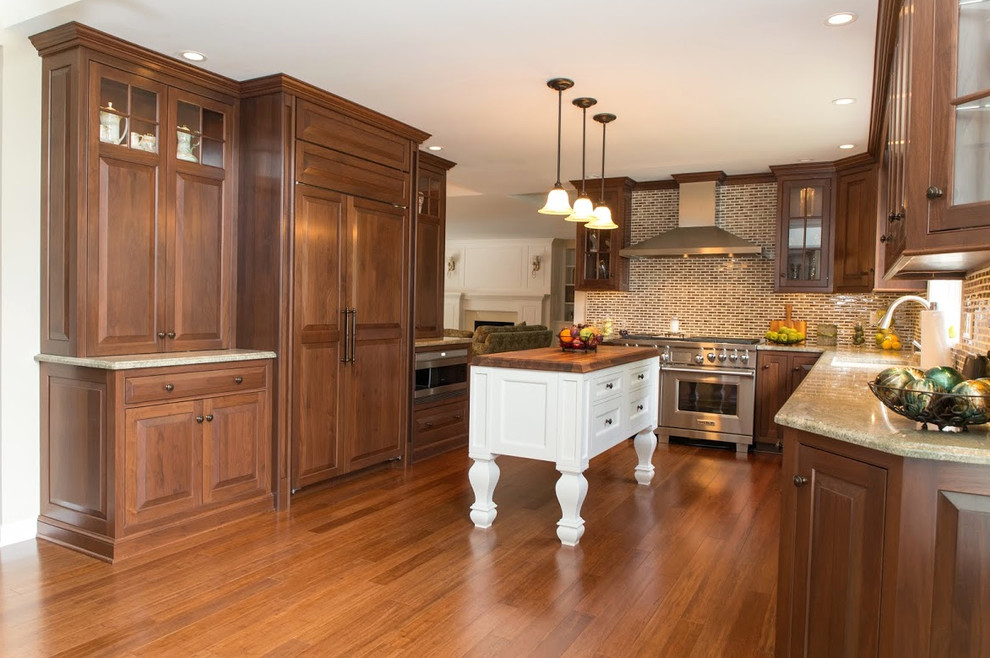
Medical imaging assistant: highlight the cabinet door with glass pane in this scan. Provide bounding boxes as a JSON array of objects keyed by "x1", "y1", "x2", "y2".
[
  {"x1": 165, "y1": 89, "x2": 233, "y2": 352},
  {"x1": 776, "y1": 177, "x2": 833, "y2": 292},
  {"x1": 87, "y1": 63, "x2": 167, "y2": 356},
  {"x1": 929, "y1": 0, "x2": 990, "y2": 232}
]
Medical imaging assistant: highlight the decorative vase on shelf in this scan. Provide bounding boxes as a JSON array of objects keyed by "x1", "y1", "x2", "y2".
[{"x1": 176, "y1": 127, "x2": 198, "y2": 162}]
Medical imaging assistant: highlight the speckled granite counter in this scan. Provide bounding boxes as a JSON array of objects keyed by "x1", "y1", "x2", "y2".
[
  {"x1": 35, "y1": 348, "x2": 276, "y2": 370},
  {"x1": 756, "y1": 342, "x2": 826, "y2": 354},
  {"x1": 776, "y1": 348, "x2": 990, "y2": 464}
]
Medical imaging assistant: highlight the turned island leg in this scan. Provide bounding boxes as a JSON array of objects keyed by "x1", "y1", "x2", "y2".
[
  {"x1": 555, "y1": 471, "x2": 589, "y2": 546},
  {"x1": 633, "y1": 429, "x2": 658, "y2": 485},
  {"x1": 469, "y1": 456, "x2": 500, "y2": 528}
]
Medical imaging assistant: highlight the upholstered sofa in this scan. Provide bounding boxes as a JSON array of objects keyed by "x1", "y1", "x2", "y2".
[{"x1": 471, "y1": 324, "x2": 554, "y2": 356}]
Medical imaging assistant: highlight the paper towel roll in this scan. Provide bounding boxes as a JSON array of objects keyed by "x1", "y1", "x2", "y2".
[{"x1": 920, "y1": 310, "x2": 952, "y2": 370}]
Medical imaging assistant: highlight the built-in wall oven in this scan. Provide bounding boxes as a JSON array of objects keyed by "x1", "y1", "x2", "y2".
[
  {"x1": 414, "y1": 347, "x2": 469, "y2": 400},
  {"x1": 609, "y1": 335, "x2": 758, "y2": 452}
]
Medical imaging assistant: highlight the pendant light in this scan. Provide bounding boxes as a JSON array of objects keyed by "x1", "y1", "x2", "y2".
[
  {"x1": 586, "y1": 112, "x2": 618, "y2": 230},
  {"x1": 538, "y1": 78, "x2": 575, "y2": 215},
  {"x1": 565, "y1": 97, "x2": 599, "y2": 223}
]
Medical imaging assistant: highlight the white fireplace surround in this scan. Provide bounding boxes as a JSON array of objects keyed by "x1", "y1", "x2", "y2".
[{"x1": 443, "y1": 239, "x2": 555, "y2": 330}]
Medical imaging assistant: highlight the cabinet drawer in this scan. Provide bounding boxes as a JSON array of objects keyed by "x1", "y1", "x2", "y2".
[
  {"x1": 591, "y1": 369, "x2": 623, "y2": 402},
  {"x1": 626, "y1": 392, "x2": 652, "y2": 429},
  {"x1": 295, "y1": 141, "x2": 409, "y2": 206},
  {"x1": 413, "y1": 397, "x2": 468, "y2": 448},
  {"x1": 627, "y1": 363, "x2": 655, "y2": 391},
  {"x1": 124, "y1": 366, "x2": 267, "y2": 405},
  {"x1": 296, "y1": 100, "x2": 411, "y2": 172},
  {"x1": 588, "y1": 398, "x2": 624, "y2": 456}
]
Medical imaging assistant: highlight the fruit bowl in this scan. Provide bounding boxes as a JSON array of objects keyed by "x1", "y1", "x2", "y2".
[
  {"x1": 869, "y1": 365, "x2": 990, "y2": 430},
  {"x1": 867, "y1": 383, "x2": 990, "y2": 430},
  {"x1": 558, "y1": 325, "x2": 603, "y2": 352}
]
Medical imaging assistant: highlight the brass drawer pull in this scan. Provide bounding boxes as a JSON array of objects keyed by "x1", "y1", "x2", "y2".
[
  {"x1": 164, "y1": 383, "x2": 174, "y2": 392},
  {"x1": 234, "y1": 377, "x2": 243, "y2": 384}
]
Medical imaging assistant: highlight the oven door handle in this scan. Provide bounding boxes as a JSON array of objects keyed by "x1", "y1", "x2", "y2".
[{"x1": 662, "y1": 366, "x2": 756, "y2": 378}]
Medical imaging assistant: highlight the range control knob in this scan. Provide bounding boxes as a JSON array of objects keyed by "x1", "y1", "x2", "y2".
[
  {"x1": 740, "y1": 350, "x2": 751, "y2": 364},
  {"x1": 694, "y1": 354, "x2": 704, "y2": 365},
  {"x1": 661, "y1": 346, "x2": 672, "y2": 363},
  {"x1": 707, "y1": 352, "x2": 716, "y2": 363},
  {"x1": 717, "y1": 349, "x2": 728, "y2": 363},
  {"x1": 728, "y1": 349, "x2": 739, "y2": 363}
]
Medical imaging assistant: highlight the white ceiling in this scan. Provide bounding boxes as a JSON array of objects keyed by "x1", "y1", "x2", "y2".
[{"x1": 7, "y1": 0, "x2": 879, "y2": 240}]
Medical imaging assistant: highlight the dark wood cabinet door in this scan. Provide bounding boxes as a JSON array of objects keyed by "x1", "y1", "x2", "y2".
[
  {"x1": 291, "y1": 185, "x2": 344, "y2": 489},
  {"x1": 123, "y1": 400, "x2": 202, "y2": 529},
  {"x1": 789, "y1": 353, "x2": 819, "y2": 392},
  {"x1": 415, "y1": 216, "x2": 443, "y2": 337},
  {"x1": 343, "y1": 196, "x2": 408, "y2": 470},
  {"x1": 788, "y1": 443, "x2": 887, "y2": 658},
  {"x1": 88, "y1": 152, "x2": 165, "y2": 356},
  {"x1": 202, "y1": 392, "x2": 268, "y2": 505},
  {"x1": 755, "y1": 352, "x2": 789, "y2": 445},
  {"x1": 165, "y1": 88, "x2": 232, "y2": 352},
  {"x1": 574, "y1": 177, "x2": 633, "y2": 292},
  {"x1": 833, "y1": 166, "x2": 877, "y2": 292}
]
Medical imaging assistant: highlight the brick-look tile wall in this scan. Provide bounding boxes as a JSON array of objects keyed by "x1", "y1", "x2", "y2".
[
  {"x1": 955, "y1": 265, "x2": 990, "y2": 365},
  {"x1": 584, "y1": 183, "x2": 919, "y2": 345}
]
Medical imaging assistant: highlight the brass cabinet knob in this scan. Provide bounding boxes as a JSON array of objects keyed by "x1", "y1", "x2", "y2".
[
  {"x1": 926, "y1": 185, "x2": 944, "y2": 200},
  {"x1": 164, "y1": 383, "x2": 174, "y2": 392},
  {"x1": 205, "y1": 414, "x2": 214, "y2": 422},
  {"x1": 793, "y1": 475, "x2": 808, "y2": 487},
  {"x1": 195, "y1": 415, "x2": 204, "y2": 423},
  {"x1": 167, "y1": 331, "x2": 176, "y2": 339},
  {"x1": 157, "y1": 331, "x2": 166, "y2": 339},
  {"x1": 234, "y1": 377, "x2": 243, "y2": 384}
]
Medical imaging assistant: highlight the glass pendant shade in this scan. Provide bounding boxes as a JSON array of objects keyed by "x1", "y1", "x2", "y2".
[
  {"x1": 539, "y1": 184, "x2": 573, "y2": 215},
  {"x1": 566, "y1": 195, "x2": 596, "y2": 222},
  {"x1": 587, "y1": 204, "x2": 617, "y2": 229}
]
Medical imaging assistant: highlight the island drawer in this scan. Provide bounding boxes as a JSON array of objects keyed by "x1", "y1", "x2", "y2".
[
  {"x1": 626, "y1": 391, "x2": 653, "y2": 429},
  {"x1": 627, "y1": 363, "x2": 655, "y2": 391},
  {"x1": 591, "y1": 369, "x2": 624, "y2": 402},
  {"x1": 588, "y1": 398, "x2": 624, "y2": 454},
  {"x1": 124, "y1": 365, "x2": 267, "y2": 404},
  {"x1": 413, "y1": 396, "x2": 468, "y2": 458}
]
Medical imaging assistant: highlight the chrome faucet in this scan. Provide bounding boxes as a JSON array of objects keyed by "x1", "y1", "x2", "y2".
[{"x1": 876, "y1": 294, "x2": 935, "y2": 350}]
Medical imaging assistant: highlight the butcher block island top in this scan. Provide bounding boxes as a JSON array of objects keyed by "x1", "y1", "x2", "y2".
[{"x1": 471, "y1": 345, "x2": 659, "y2": 373}]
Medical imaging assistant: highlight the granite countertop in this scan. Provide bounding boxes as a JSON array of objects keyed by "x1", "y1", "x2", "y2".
[
  {"x1": 471, "y1": 346, "x2": 658, "y2": 374},
  {"x1": 776, "y1": 348, "x2": 990, "y2": 465},
  {"x1": 414, "y1": 336, "x2": 473, "y2": 349},
  {"x1": 36, "y1": 348, "x2": 277, "y2": 371},
  {"x1": 756, "y1": 341, "x2": 826, "y2": 354}
]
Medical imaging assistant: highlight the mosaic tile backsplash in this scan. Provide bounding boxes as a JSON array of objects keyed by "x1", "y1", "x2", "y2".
[
  {"x1": 955, "y1": 265, "x2": 990, "y2": 365},
  {"x1": 584, "y1": 183, "x2": 919, "y2": 345}
]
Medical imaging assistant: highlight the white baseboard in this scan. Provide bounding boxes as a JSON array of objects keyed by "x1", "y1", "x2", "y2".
[{"x1": 0, "y1": 518, "x2": 37, "y2": 547}]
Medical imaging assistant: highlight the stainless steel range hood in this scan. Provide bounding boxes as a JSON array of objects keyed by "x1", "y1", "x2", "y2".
[{"x1": 620, "y1": 180, "x2": 762, "y2": 257}]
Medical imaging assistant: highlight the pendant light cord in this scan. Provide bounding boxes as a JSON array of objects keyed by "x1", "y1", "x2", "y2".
[
  {"x1": 555, "y1": 89, "x2": 563, "y2": 187},
  {"x1": 580, "y1": 106, "x2": 588, "y2": 195},
  {"x1": 600, "y1": 120, "x2": 607, "y2": 199}
]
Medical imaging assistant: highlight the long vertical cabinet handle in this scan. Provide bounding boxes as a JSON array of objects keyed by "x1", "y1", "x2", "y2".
[
  {"x1": 349, "y1": 309, "x2": 357, "y2": 364},
  {"x1": 341, "y1": 309, "x2": 349, "y2": 363}
]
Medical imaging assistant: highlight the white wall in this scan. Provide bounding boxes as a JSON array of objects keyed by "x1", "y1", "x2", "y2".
[{"x1": 0, "y1": 26, "x2": 42, "y2": 546}]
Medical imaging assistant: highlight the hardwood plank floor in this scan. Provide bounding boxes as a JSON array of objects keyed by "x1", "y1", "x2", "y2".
[{"x1": 0, "y1": 441, "x2": 781, "y2": 657}]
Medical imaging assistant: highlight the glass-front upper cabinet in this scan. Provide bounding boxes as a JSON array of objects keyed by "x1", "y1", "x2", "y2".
[
  {"x1": 930, "y1": 0, "x2": 990, "y2": 231},
  {"x1": 174, "y1": 96, "x2": 227, "y2": 168},
  {"x1": 93, "y1": 65, "x2": 164, "y2": 155},
  {"x1": 774, "y1": 175, "x2": 833, "y2": 292}
]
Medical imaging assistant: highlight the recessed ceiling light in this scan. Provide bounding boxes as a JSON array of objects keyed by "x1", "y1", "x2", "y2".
[
  {"x1": 832, "y1": 97, "x2": 855, "y2": 105},
  {"x1": 839, "y1": 144, "x2": 856, "y2": 150},
  {"x1": 825, "y1": 12, "x2": 857, "y2": 26},
  {"x1": 180, "y1": 50, "x2": 207, "y2": 62},
  {"x1": 799, "y1": 158, "x2": 815, "y2": 162},
  {"x1": 427, "y1": 145, "x2": 443, "y2": 152}
]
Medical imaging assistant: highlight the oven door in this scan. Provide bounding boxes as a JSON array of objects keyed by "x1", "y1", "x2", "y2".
[{"x1": 660, "y1": 366, "x2": 755, "y2": 437}]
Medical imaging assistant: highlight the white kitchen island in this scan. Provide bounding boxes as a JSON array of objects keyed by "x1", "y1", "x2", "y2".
[{"x1": 468, "y1": 346, "x2": 660, "y2": 545}]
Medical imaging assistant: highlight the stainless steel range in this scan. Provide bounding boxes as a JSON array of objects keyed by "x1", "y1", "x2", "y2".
[{"x1": 608, "y1": 334, "x2": 759, "y2": 453}]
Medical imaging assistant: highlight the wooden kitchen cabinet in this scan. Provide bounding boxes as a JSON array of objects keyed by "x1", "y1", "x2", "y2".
[
  {"x1": 415, "y1": 151, "x2": 456, "y2": 339},
  {"x1": 881, "y1": 0, "x2": 990, "y2": 276},
  {"x1": 237, "y1": 76, "x2": 428, "y2": 501},
  {"x1": 777, "y1": 427, "x2": 990, "y2": 657},
  {"x1": 412, "y1": 395, "x2": 468, "y2": 462},
  {"x1": 573, "y1": 177, "x2": 634, "y2": 292},
  {"x1": 39, "y1": 359, "x2": 273, "y2": 562},
  {"x1": 33, "y1": 25, "x2": 235, "y2": 357},
  {"x1": 754, "y1": 350, "x2": 819, "y2": 450},
  {"x1": 833, "y1": 159, "x2": 878, "y2": 292},
  {"x1": 771, "y1": 165, "x2": 835, "y2": 292},
  {"x1": 778, "y1": 437, "x2": 888, "y2": 657}
]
